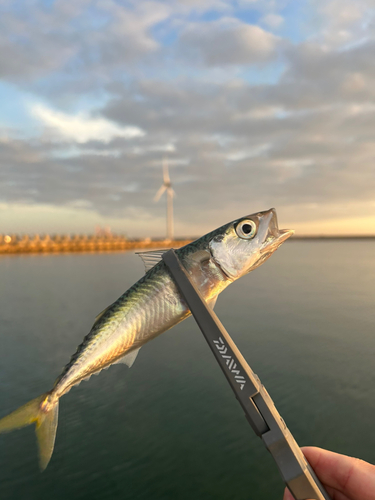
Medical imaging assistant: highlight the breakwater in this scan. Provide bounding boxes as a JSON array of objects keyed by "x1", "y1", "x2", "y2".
[{"x1": 0, "y1": 234, "x2": 193, "y2": 255}]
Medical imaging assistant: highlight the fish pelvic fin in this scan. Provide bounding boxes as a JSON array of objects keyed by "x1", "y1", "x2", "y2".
[{"x1": 0, "y1": 392, "x2": 59, "y2": 471}]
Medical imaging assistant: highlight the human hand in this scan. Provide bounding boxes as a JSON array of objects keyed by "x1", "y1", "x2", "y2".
[{"x1": 283, "y1": 447, "x2": 375, "y2": 500}]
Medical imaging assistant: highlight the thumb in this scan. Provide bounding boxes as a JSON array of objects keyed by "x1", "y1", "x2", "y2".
[{"x1": 283, "y1": 488, "x2": 293, "y2": 500}]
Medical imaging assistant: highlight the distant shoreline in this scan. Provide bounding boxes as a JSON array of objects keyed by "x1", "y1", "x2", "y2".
[
  {"x1": 0, "y1": 235, "x2": 193, "y2": 255},
  {"x1": 0, "y1": 233, "x2": 374, "y2": 255}
]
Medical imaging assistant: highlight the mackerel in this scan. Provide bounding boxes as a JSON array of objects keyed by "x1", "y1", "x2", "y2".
[{"x1": 0, "y1": 208, "x2": 293, "y2": 470}]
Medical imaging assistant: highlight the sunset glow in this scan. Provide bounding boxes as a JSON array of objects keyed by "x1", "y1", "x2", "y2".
[{"x1": 0, "y1": 1, "x2": 374, "y2": 237}]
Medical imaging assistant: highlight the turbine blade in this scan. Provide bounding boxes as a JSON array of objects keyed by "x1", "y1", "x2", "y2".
[
  {"x1": 168, "y1": 187, "x2": 176, "y2": 198},
  {"x1": 154, "y1": 185, "x2": 167, "y2": 202}
]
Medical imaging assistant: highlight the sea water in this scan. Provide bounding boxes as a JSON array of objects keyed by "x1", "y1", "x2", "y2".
[{"x1": 0, "y1": 240, "x2": 374, "y2": 499}]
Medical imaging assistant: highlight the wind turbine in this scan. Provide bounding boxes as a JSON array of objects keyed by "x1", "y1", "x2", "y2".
[{"x1": 154, "y1": 157, "x2": 175, "y2": 241}]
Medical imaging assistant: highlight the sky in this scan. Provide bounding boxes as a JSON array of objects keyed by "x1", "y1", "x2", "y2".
[{"x1": 0, "y1": 0, "x2": 375, "y2": 237}]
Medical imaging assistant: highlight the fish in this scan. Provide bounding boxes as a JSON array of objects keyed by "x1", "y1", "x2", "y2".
[{"x1": 0, "y1": 208, "x2": 293, "y2": 470}]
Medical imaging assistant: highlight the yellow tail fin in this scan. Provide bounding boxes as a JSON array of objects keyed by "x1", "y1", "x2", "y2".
[{"x1": 0, "y1": 393, "x2": 59, "y2": 471}]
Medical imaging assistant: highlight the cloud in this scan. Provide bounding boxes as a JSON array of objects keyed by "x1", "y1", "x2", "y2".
[
  {"x1": 0, "y1": 1, "x2": 81, "y2": 80},
  {"x1": 0, "y1": 0, "x2": 170, "y2": 82},
  {"x1": 261, "y1": 14, "x2": 284, "y2": 29},
  {"x1": 30, "y1": 104, "x2": 145, "y2": 143},
  {"x1": 179, "y1": 17, "x2": 280, "y2": 66},
  {"x1": 312, "y1": 0, "x2": 375, "y2": 48}
]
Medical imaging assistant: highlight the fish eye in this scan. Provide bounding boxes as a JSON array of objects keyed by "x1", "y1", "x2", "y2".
[{"x1": 235, "y1": 220, "x2": 256, "y2": 239}]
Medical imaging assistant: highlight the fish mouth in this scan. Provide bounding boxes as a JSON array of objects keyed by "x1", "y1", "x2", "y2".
[
  {"x1": 259, "y1": 208, "x2": 294, "y2": 251},
  {"x1": 276, "y1": 228, "x2": 295, "y2": 243},
  {"x1": 246, "y1": 212, "x2": 294, "y2": 271}
]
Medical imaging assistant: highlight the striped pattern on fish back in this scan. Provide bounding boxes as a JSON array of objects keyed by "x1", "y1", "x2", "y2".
[{"x1": 54, "y1": 260, "x2": 187, "y2": 391}]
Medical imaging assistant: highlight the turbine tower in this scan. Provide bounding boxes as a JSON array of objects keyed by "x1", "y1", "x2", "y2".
[{"x1": 154, "y1": 158, "x2": 175, "y2": 241}]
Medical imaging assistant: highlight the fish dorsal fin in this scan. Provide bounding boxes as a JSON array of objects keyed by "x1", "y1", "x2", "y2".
[
  {"x1": 114, "y1": 347, "x2": 141, "y2": 368},
  {"x1": 136, "y1": 250, "x2": 169, "y2": 272}
]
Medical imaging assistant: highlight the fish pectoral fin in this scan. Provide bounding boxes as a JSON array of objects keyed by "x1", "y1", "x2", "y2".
[
  {"x1": 136, "y1": 250, "x2": 169, "y2": 272},
  {"x1": 114, "y1": 347, "x2": 141, "y2": 368},
  {"x1": 207, "y1": 295, "x2": 218, "y2": 310}
]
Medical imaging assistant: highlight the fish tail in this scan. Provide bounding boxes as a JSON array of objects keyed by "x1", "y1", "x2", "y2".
[{"x1": 0, "y1": 392, "x2": 59, "y2": 471}]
